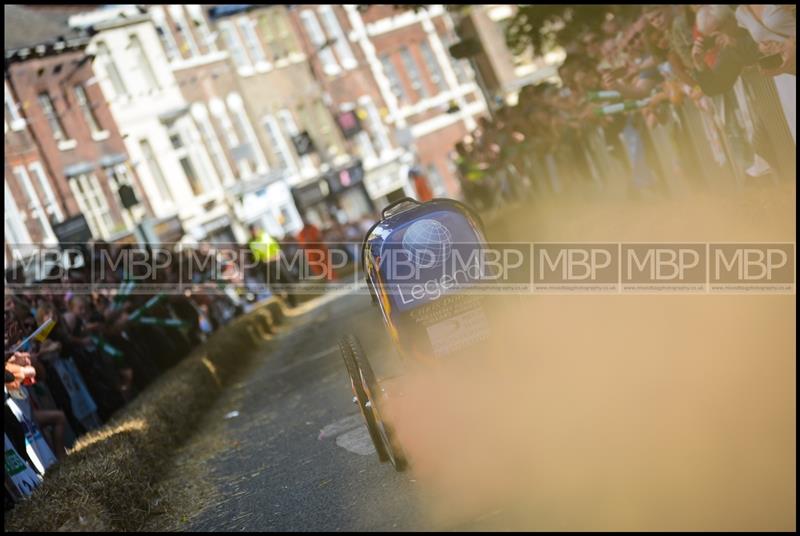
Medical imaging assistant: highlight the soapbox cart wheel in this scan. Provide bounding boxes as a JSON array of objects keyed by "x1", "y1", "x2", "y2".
[{"x1": 339, "y1": 334, "x2": 407, "y2": 471}]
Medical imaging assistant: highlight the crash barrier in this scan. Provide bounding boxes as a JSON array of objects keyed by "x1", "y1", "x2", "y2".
[
  {"x1": 597, "y1": 72, "x2": 794, "y2": 193},
  {"x1": 5, "y1": 298, "x2": 287, "y2": 532},
  {"x1": 470, "y1": 68, "x2": 795, "y2": 209}
]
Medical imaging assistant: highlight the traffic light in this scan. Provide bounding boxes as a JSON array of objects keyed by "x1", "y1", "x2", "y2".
[
  {"x1": 448, "y1": 38, "x2": 482, "y2": 60},
  {"x1": 291, "y1": 131, "x2": 317, "y2": 156},
  {"x1": 118, "y1": 184, "x2": 139, "y2": 210}
]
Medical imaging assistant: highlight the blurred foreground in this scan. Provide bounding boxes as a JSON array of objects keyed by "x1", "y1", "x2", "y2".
[
  {"x1": 141, "y1": 178, "x2": 796, "y2": 532},
  {"x1": 385, "y1": 179, "x2": 796, "y2": 530}
]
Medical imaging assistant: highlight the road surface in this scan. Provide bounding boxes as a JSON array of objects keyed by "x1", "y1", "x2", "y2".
[
  {"x1": 145, "y1": 193, "x2": 796, "y2": 532},
  {"x1": 155, "y1": 289, "x2": 463, "y2": 531}
]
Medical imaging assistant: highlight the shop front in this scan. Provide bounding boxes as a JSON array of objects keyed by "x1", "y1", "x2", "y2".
[
  {"x1": 197, "y1": 215, "x2": 238, "y2": 245},
  {"x1": 143, "y1": 214, "x2": 185, "y2": 246},
  {"x1": 238, "y1": 181, "x2": 303, "y2": 240},
  {"x1": 290, "y1": 160, "x2": 375, "y2": 229},
  {"x1": 362, "y1": 156, "x2": 415, "y2": 210}
]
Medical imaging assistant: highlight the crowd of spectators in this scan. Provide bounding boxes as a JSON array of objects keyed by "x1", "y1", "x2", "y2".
[
  {"x1": 4, "y1": 240, "x2": 244, "y2": 507},
  {"x1": 5, "y1": 215, "x2": 383, "y2": 508},
  {"x1": 454, "y1": 5, "x2": 796, "y2": 209}
]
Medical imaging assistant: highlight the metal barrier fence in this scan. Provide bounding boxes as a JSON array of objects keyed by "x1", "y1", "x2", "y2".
[{"x1": 484, "y1": 68, "x2": 795, "y2": 202}]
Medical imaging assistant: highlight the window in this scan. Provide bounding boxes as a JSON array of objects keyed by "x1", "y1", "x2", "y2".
[
  {"x1": 231, "y1": 110, "x2": 254, "y2": 175},
  {"x1": 399, "y1": 47, "x2": 427, "y2": 99},
  {"x1": 151, "y1": 7, "x2": 180, "y2": 61},
  {"x1": 299, "y1": 10, "x2": 339, "y2": 76},
  {"x1": 218, "y1": 22, "x2": 250, "y2": 69},
  {"x1": 278, "y1": 109, "x2": 314, "y2": 175},
  {"x1": 231, "y1": 107, "x2": 262, "y2": 173},
  {"x1": 419, "y1": 40, "x2": 446, "y2": 93},
  {"x1": 187, "y1": 118, "x2": 222, "y2": 191},
  {"x1": 439, "y1": 31, "x2": 472, "y2": 85},
  {"x1": 238, "y1": 17, "x2": 267, "y2": 66},
  {"x1": 312, "y1": 100, "x2": 341, "y2": 158},
  {"x1": 105, "y1": 164, "x2": 139, "y2": 229},
  {"x1": 12, "y1": 165, "x2": 54, "y2": 242},
  {"x1": 186, "y1": 5, "x2": 216, "y2": 52},
  {"x1": 262, "y1": 115, "x2": 295, "y2": 173},
  {"x1": 192, "y1": 103, "x2": 233, "y2": 184},
  {"x1": 5, "y1": 81, "x2": 24, "y2": 130},
  {"x1": 27, "y1": 162, "x2": 63, "y2": 222},
  {"x1": 5, "y1": 180, "x2": 31, "y2": 246},
  {"x1": 168, "y1": 125, "x2": 203, "y2": 195},
  {"x1": 170, "y1": 5, "x2": 200, "y2": 58},
  {"x1": 74, "y1": 84, "x2": 103, "y2": 135},
  {"x1": 128, "y1": 34, "x2": 160, "y2": 91},
  {"x1": 178, "y1": 158, "x2": 202, "y2": 195},
  {"x1": 360, "y1": 95, "x2": 391, "y2": 156},
  {"x1": 210, "y1": 99, "x2": 250, "y2": 180},
  {"x1": 69, "y1": 174, "x2": 114, "y2": 239},
  {"x1": 258, "y1": 10, "x2": 298, "y2": 62},
  {"x1": 200, "y1": 122, "x2": 232, "y2": 181},
  {"x1": 95, "y1": 41, "x2": 128, "y2": 98},
  {"x1": 380, "y1": 54, "x2": 407, "y2": 103},
  {"x1": 355, "y1": 130, "x2": 377, "y2": 163},
  {"x1": 213, "y1": 104, "x2": 240, "y2": 148},
  {"x1": 259, "y1": 14, "x2": 285, "y2": 61},
  {"x1": 318, "y1": 6, "x2": 356, "y2": 69},
  {"x1": 37, "y1": 93, "x2": 68, "y2": 142},
  {"x1": 139, "y1": 139, "x2": 174, "y2": 203}
]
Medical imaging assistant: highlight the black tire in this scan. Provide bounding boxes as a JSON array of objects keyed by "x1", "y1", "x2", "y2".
[
  {"x1": 339, "y1": 335, "x2": 390, "y2": 463},
  {"x1": 340, "y1": 334, "x2": 408, "y2": 472}
]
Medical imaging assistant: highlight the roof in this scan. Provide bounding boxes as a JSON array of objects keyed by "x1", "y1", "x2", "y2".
[
  {"x1": 4, "y1": 4, "x2": 87, "y2": 52},
  {"x1": 207, "y1": 5, "x2": 256, "y2": 20}
]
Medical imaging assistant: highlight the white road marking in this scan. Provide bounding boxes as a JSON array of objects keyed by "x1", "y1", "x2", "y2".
[
  {"x1": 319, "y1": 414, "x2": 376, "y2": 456},
  {"x1": 318, "y1": 414, "x2": 364, "y2": 440},
  {"x1": 335, "y1": 426, "x2": 376, "y2": 456}
]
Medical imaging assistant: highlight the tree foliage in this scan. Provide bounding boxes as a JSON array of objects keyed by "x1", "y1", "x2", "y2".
[
  {"x1": 378, "y1": 4, "x2": 640, "y2": 60},
  {"x1": 505, "y1": 5, "x2": 640, "y2": 56}
]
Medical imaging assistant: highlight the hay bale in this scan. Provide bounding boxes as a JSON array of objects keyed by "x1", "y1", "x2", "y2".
[
  {"x1": 5, "y1": 304, "x2": 278, "y2": 532},
  {"x1": 253, "y1": 309, "x2": 273, "y2": 335},
  {"x1": 263, "y1": 298, "x2": 286, "y2": 326}
]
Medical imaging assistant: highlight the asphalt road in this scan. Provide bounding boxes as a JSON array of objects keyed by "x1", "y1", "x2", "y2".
[
  {"x1": 151, "y1": 212, "x2": 522, "y2": 532},
  {"x1": 173, "y1": 289, "x2": 440, "y2": 532}
]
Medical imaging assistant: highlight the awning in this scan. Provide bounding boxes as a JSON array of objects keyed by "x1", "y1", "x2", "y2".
[
  {"x1": 64, "y1": 161, "x2": 95, "y2": 177},
  {"x1": 158, "y1": 105, "x2": 190, "y2": 123},
  {"x1": 226, "y1": 169, "x2": 287, "y2": 197},
  {"x1": 98, "y1": 153, "x2": 127, "y2": 168},
  {"x1": 203, "y1": 215, "x2": 231, "y2": 235},
  {"x1": 208, "y1": 5, "x2": 253, "y2": 20}
]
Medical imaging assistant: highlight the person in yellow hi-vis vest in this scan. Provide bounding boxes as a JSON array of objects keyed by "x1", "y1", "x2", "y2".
[{"x1": 248, "y1": 224, "x2": 297, "y2": 307}]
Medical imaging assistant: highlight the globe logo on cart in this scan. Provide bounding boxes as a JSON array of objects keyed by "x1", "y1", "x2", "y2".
[{"x1": 401, "y1": 219, "x2": 453, "y2": 268}]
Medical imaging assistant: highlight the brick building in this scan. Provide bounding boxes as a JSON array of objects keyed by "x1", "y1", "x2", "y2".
[
  {"x1": 288, "y1": 4, "x2": 411, "y2": 220},
  {"x1": 68, "y1": 5, "x2": 244, "y2": 244},
  {"x1": 337, "y1": 5, "x2": 488, "y2": 198},
  {"x1": 4, "y1": 5, "x2": 150, "y2": 268},
  {"x1": 5, "y1": 73, "x2": 62, "y2": 254},
  {"x1": 6, "y1": 4, "x2": 495, "y2": 260},
  {"x1": 150, "y1": 4, "x2": 321, "y2": 239},
  {"x1": 207, "y1": 4, "x2": 368, "y2": 234}
]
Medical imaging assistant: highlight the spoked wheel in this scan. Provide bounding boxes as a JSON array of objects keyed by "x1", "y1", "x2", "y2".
[{"x1": 339, "y1": 334, "x2": 407, "y2": 472}]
